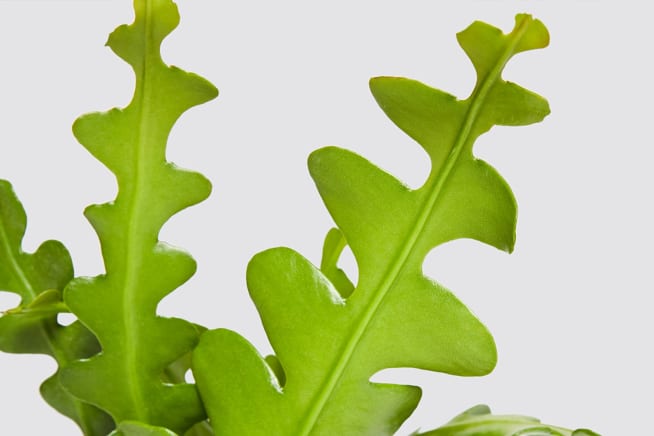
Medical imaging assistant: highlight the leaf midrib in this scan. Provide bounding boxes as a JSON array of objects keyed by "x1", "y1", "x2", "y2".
[
  {"x1": 122, "y1": 0, "x2": 154, "y2": 420},
  {"x1": 297, "y1": 16, "x2": 532, "y2": 436},
  {"x1": 0, "y1": 214, "x2": 37, "y2": 301}
]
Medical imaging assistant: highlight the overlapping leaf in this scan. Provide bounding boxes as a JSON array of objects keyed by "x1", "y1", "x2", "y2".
[
  {"x1": 0, "y1": 180, "x2": 113, "y2": 435},
  {"x1": 108, "y1": 419, "x2": 213, "y2": 436},
  {"x1": 415, "y1": 405, "x2": 599, "y2": 436},
  {"x1": 59, "y1": 0, "x2": 218, "y2": 433},
  {"x1": 193, "y1": 14, "x2": 550, "y2": 436},
  {"x1": 319, "y1": 227, "x2": 355, "y2": 298}
]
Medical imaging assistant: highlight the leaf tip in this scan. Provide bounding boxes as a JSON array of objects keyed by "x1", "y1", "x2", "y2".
[
  {"x1": 514, "y1": 13, "x2": 550, "y2": 52},
  {"x1": 307, "y1": 145, "x2": 339, "y2": 179},
  {"x1": 368, "y1": 75, "x2": 402, "y2": 106},
  {"x1": 368, "y1": 75, "x2": 385, "y2": 92}
]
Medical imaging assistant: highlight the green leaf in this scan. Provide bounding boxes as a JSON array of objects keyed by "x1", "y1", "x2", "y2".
[
  {"x1": 0, "y1": 180, "x2": 114, "y2": 435},
  {"x1": 110, "y1": 420, "x2": 215, "y2": 436},
  {"x1": 320, "y1": 227, "x2": 355, "y2": 298},
  {"x1": 183, "y1": 420, "x2": 214, "y2": 436},
  {"x1": 59, "y1": 0, "x2": 218, "y2": 433},
  {"x1": 3, "y1": 289, "x2": 68, "y2": 318},
  {"x1": 414, "y1": 405, "x2": 600, "y2": 435},
  {"x1": 110, "y1": 421, "x2": 179, "y2": 436},
  {"x1": 193, "y1": 14, "x2": 549, "y2": 435},
  {"x1": 264, "y1": 353, "x2": 287, "y2": 388}
]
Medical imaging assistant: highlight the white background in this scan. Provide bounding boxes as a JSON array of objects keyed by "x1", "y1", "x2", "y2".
[{"x1": 0, "y1": 1, "x2": 651, "y2": 434}]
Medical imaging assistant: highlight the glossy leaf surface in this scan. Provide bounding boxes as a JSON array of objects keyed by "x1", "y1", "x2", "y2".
[
  {"x1": 108, "y1": 420, "x2": 214, "y2": 436},
  {"x1": 193, "y1": 14, "x2": 549, "y2": 435},
  {"x1": 60, "y1": 0, "x2": 217, "y2": 432},
  {"x1": 320, "y1": 227, "x2": 354, "y2": 298},
  {"x1": 416, "y1": 405, "x2": 600, "y2": 436},
  {"x1": 0, "y1": 180, "x2": 113, "y2": 435},
  {"x1": 109, "y1": 421, "x2": 178, "y2": 436}
]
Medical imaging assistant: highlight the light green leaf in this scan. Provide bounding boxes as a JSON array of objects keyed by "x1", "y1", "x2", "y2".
[
  {"x1": 3, "y1": 289, "x2": 68, "y2": 318},
  {"x1": 194, "y1": 14, "x2": 549, "y2": 435},
  {"x1": 0, "y1": 180, "x2": 114, "y2": 435},
  {"x1": 60, "y1": 0, "x2": 217, "y2": 433},
  {"x1": 415, "y1": 405, "x2": 600, "y2": 435},
  {"x1": 264, "y1": 353, "x2": 287, "y2": 388},
  {"x1": 111, "y1": 420, "x2": 215, "y2": 436},
  {"x1": 320, "y1": 227, "x2": 354, "y2": 298},
  {"x1": 183, "y1": 420, "x2": 214, "y2": 436},
  {"x1": 110, "y1": 421, "x2": 179, "y2": 436}
]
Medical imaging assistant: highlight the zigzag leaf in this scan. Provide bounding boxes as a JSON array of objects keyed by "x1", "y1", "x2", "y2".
[
  {"x1": 0, "y1": 180, "x2": 114, "y2": 435},
  {"x1": 194, "y1": 14, "x2": 548, "y2": 436},
  {"x1": 60, "y1": 0, "x2": 218, "y2": 432},
  {"x1": 414, "y1": 404, "x2": 600, "y2": 435}
]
